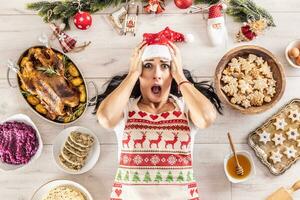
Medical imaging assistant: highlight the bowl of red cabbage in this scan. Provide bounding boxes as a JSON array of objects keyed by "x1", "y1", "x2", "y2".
[{"x1": 0, "y1": 114, "x2": 43, "y2": 171}]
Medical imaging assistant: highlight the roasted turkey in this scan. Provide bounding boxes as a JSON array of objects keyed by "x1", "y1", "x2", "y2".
[{"x1": 18, "y1": 47, "x2": 80, "y2": 120}]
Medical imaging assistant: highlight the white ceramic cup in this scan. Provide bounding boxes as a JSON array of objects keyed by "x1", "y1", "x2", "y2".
[{"x1": 223, "y1": 150, "x2": 256, "y2": 183}]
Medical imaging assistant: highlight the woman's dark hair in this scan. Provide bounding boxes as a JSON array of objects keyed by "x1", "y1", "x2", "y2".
[{"x1": 89, "y1": 69, "x2": 223, "y2": 114}]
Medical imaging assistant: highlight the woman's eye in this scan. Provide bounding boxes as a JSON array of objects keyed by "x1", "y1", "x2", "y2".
[
  {"x1": 162, "y1": 64, "x2": 170, "y2": 69},
  {"x1": 144, "y1": 63, "x2": 152, "y2": 68}
]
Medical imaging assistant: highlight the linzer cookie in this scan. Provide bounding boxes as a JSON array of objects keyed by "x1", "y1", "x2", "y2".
[
  {"x1": 249, "y1": 99, "x2": 300, "y2": 175},
  {"x1": 59, "y1": 131, "x2": 94, "y2": 171},
  {"x1": 43, "y1": 185, "x2": 87, "y2": 200}
]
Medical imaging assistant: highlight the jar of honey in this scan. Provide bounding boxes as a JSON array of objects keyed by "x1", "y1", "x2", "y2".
[{"x1": 223, "y1": 151, "x2": 256, "y2": 183}]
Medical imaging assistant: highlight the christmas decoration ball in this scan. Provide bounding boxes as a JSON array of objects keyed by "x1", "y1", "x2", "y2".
[
  {"x1": 174, "y1": 0, "x2": 193, "y2": 9},
  {"x1": 73, "y1": 11, "x2": 92, "y2": 30}
]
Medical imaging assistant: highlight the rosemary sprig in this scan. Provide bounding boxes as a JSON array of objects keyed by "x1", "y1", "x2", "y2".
[{"x1": 36, "y1": 66, "x2": 59, "y2": 76}]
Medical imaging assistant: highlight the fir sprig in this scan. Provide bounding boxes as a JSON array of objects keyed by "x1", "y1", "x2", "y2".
[
  {"x1": 226, "y1": 0, "x2": 275, "y2": 27},
  {"x1": 27, "y1": 0, "x2": 126, "y2": 29}
]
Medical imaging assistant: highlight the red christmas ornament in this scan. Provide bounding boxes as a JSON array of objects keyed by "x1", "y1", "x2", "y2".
[
  {"x1": 174, "y1": 0, "x2": 193, "y2": 9},
  {"x1": 73, "y1": 11, "x2": 92, "y2": 30}
]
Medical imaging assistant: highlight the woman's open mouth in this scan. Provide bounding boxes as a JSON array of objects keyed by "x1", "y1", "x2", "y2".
[{"x1": 151, "y1": 85, "x2": 161, "y2": 95}]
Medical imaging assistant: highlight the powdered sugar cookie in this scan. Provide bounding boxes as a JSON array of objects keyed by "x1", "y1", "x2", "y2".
[
  {"x1": 272, "y1": 133, "x2": 286, "y2": 146},
  {"x1": 273, "y1": 118, "x2": 287, "y2": 130},
  {"x1": 241, "y1": 61, "x2": 255, "y2": 74},
  {"x1": 248, "y1": 54, "x2": 257, "y2": 63},
  {"x1": 288, "y1": 110, "x2": 300, "y2": 122},
  {"x1": 221, "y1": 75, "x2": 237, "y2": 84},
  {"x1": 222, "y1": 82, "x2": 238, "y2": 96},
  {"x1": 286, "y1": 128, "x2": 300, "y2": 141},
  {"x1": 230, "y1": 94, "x2": 246, "y2": 104},
  {"x1": 267, "y1": 79, "x2": 276, "y2": 87},
  {"x1": 248, "y1": 91, "x2": 265, "y2": 106},
  {"x1": 264, "y1": 96, "x2": 272, "y2": 103},
  {"x1": 269, "y1": 149, "x2": 283, "y2": 164},
  {"x1": 228, "y1": 58, "x2": 241, "y2": 72},
  {"x1": 255, "y1": 56, "x2": 264, "y2": 66},
  {"x1": 266, "y1": 86, "x2": 276, "y2": 97},
  {"x1": 260, "y1": 62, "x2": 272, "y2": 77},
  {"x1": 238, "y1": 57, "x2": 248, "y2": 65},
  {"x1": 253, "y1": 78, "x2": 268, "y2": 92},
  {"x1": 283, "y1": 145, "x2": 297, "y2": 159},
  {"x1": 297, "y1": 139, "x2": 300, "y2": 147},
  {"x1": 241, "y1": 99, "x2": 251, "y2": 108},
  {"x1": 259, "y1": 130, "x2": 271, "y2": 144},
  {"x1": 238, "y1": 79, "x2": 253, "y2": 94}
]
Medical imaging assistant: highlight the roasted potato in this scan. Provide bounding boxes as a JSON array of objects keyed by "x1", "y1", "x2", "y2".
[
  {"x1": 63, "y1": 116, "x2": 72, "y2": 123},
  {"x1": 35, "y1": 104, "x2": 47, "y2": 115},
  {"x1": 67, "y1": 63, "x2": 80, "y2": 77},
  {"x1": 27, "y1": 95, "x2": 40, "y2": 106},
  {"x1": 20, "y1": 57, "x2": 30, "y2": 67},
  {"x1": 20, "y1": 83, "x2": 27, "y2": 91},
  {"x1": 78, "y1": 85, "x2": 87, "y2": 102},
  {"x1": 57, "y1": 53, "x2": 63, "y2": 60},
  {"x1": 71, "y1": 77, "x2": 83, "y2": 87}
]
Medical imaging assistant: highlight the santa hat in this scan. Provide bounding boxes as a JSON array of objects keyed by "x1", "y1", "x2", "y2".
[
  {"x1": 208, "y1": 4, "x2": 226, "y2": 19},
  {"x1": 142, "y1": 27, "x2": 193, "y2": 61}
]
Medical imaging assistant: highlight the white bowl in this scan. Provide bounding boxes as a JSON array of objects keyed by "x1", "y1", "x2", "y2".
[
  {"x1": 31, "y1": 179, "x2": 93, "y2": 200},
  {"x1": 223, "y1": 151, "x2": 256, "y2": 183},
  {"x1": 0, "y1": 113, "x2": 43, "y2": 172},
  {"x1": 53, "y1": 126, "x2": 100, "y2": 174},
  {"x1": 285, "y1": 39, "x2": 300, "y2": 68}
]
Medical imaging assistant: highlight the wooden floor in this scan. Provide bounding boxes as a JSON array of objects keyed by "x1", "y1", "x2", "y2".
[{"x1": 1, "y1": 1, "x2": 300, "y2": 199}]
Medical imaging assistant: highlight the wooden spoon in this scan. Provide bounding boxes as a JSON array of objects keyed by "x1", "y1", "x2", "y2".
[
  {"x1": 266, "y1": 180, "x2": 300, "y2": 200},
  {"x1": 227, "y1": 132, "x2": 244, "y2": 176}
]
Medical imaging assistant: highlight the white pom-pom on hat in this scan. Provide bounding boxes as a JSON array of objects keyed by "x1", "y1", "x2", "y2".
[{"x1": 184, "y1": 33, "x2": 195, "y2": 43}]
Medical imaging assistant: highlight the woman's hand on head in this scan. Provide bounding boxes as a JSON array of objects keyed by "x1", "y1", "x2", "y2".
[
  {"x1": 167, "y1": 42, "x2": 186, "y2": 83},
  {"x1": 129, "y1": 41, "x2": 147, "y2": 76}
]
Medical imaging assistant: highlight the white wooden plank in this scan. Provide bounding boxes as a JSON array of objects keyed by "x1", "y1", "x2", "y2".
[
  {"x1": 0, "y1": 0, "x2": 300, "y2": 14},
  {"x1": 0, "y1": 144, "x2": 231, "y2": 200},
  {"x1": 1, "y1": 13, "x2": 300, "y2": 79}
]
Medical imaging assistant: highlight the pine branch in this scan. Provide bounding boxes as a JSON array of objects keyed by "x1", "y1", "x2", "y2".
[
  {"x1": 226, "y1": 0, "x2": 275, "y2": 27},
  {"x1": 27, "y1": 0, "x2": 125, "y2": 29}
]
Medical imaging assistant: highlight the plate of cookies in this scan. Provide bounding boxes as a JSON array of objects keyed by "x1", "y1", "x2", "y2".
[
  {"x1": 248, "y1": 99, "x2": 300, "y2": 175},
  {"x1": 31, "y1": 179, "x2": 93, "y2": 200},
  {"x1": 215, "y1": 45, "x2": 286, "y2": 114},
  {"x1": 53, "y1": 126, "x2": 100, "y2": 174}
]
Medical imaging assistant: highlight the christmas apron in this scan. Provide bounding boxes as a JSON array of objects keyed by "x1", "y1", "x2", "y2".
[{"x1": 110, "y1": 97, "x2": 200, "y2": 200}]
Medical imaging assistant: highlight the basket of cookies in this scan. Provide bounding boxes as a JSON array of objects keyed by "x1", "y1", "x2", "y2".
[
  {"x1": 248, "y1": 99, "x2": 300, "y2": 175},
  {"x1": 215, "y1": 45, "x2": 286, "y2": 114}
]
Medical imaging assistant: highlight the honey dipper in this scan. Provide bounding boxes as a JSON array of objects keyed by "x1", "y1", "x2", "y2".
[{"x1": 227, "y1": 132, "x2": 244, "y2": 176}]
